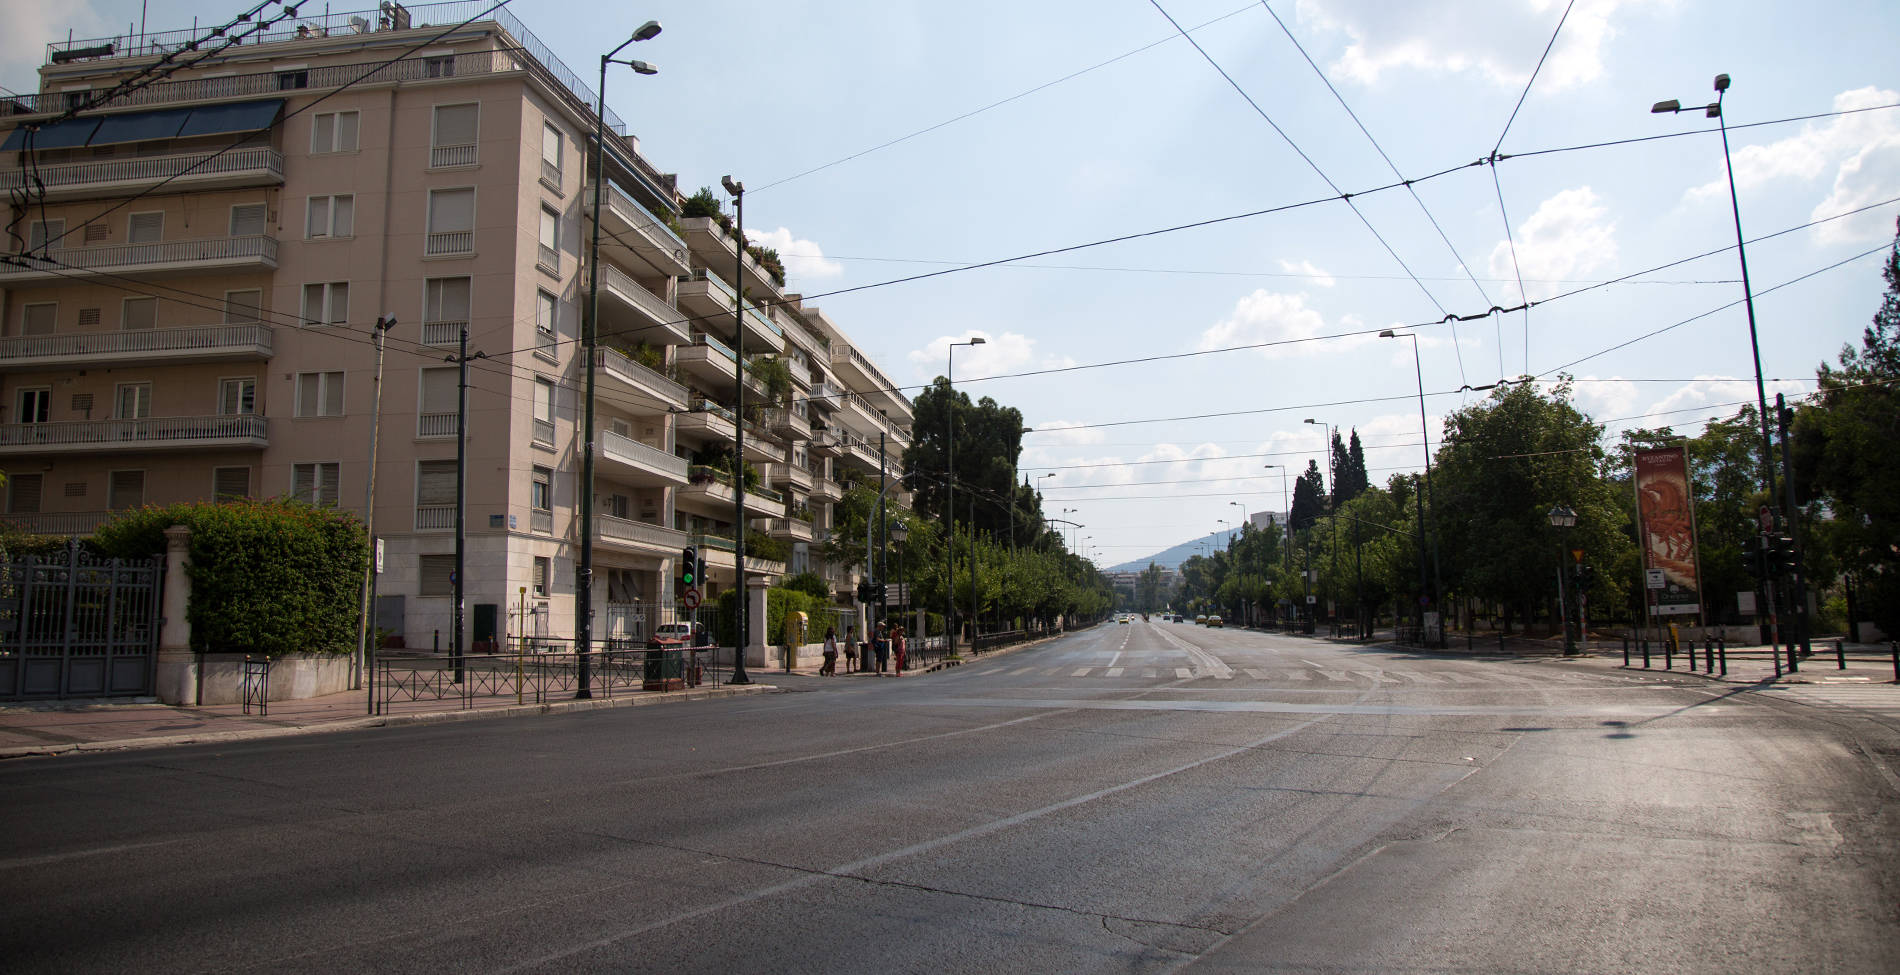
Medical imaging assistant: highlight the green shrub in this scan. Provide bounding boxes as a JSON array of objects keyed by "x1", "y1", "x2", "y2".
[
  {"x1": 92, "y1": 499, "x2": 367, "y2": 656},
  {"x1": 781, "y1": 571, "x2": 830, "y2": 601}
]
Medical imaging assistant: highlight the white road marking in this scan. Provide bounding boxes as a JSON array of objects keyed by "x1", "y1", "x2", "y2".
[
  {"x1": 1106, "y1": 668, "x2": 1124, "y2": 677},
  {"x1": 1072, "y1": 668, "x2": 1093, "y2": 677},
  {"x1": 1174, "y1": 668, "x2": 1193, "y2": 679}
]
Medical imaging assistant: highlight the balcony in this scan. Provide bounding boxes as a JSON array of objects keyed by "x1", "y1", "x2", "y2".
[
  {"x1": 0, "y1": 146, "x2": 283, "y2": 202},
  {"x1": 764, "y1": 517, "x2": 814, "y2": 544},
  {"x1": 678, "y1": 467, "x2": 784, "y2": 519},
  {"x1": 811, "y1": 476, "x2": 844, "y2": 503},
  {"x1": 680, "y1": 216, "x2": 783, "y2": 305},
  {"x1": 425, "y1": 231, "x2": 473, "y2": 256},
  {"x1": 596, "y1": 261, "x2": 690, "y2": 346},
  {"x1": 598, "y1": 429, "x2": 688, "y2": 487},
  {"x1": 808, "y1": 380, "x2": 843, "y2": 415},
  {"x1": 674, "y1": 333, "x2": 737, "y2": 389},
  {"x1": 430, "y1": 143, "x2": 477, "y2": 168},
  {"x1": 585, "y1": 179, "x2": 691, "y2": 278},
  {"x1": 0, "y1": 235, "x2": 277, "y2": 282},
  {"x1": 742, "y1": 430, "x2": 787, "y2": 466},
  {"x1": 596, "y1": 514, "x2": 687, "y2": 555},
  {"x1": 829, "y1": 344, "x2": 912, "y2": 420},
  {"x1": 759, "y1": 406, "x2": 811, "y2": 441},
  {"x1": 0, "y1": 322, "x2": 272, "y2": 372},
  {"x1": 421, "y1": 320, "x2": 465, "y2": 348},
  {"x1": 418, "y1": 412, "x2": 458, "y2": 438},
  {"x1": 693, "y1": 532, "x2": 787, "y2": 577},
  {"x1": 594, "y1": 347, "x2": 688, "y2": 414},
  {"x1": 674, "y1": 398, "x2": 736, "y2": 444},
  {"x1": 0, "y1": 511, "x2": 110, "y2": 535},
  {"x1": 762, "y1": 461, "x2": 814, "y2": 493},
  {"x1": 0, "y1": 414, "x2": 267, "y2": 455},
  {"x1": 415, "y1": 505, "x2": 454, "y2": 531}
]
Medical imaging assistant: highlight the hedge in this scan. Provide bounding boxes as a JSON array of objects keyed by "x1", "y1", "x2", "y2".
[{"x1": 91, "y1": 499, "x2": 368, "y2": 657}]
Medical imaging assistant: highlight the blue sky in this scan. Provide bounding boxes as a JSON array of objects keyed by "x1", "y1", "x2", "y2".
[{"x1": 8, "y1": 0, "x2": 1898, "y2": 568}]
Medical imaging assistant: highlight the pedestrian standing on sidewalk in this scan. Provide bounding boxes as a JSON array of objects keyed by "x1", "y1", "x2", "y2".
[
  {"x1": 893, "y1": 624, "x2": 907, "y2": 673},
  {"x1": 874, "y1": 622, "x2": 891, "y2": 674},
  {"x1": 845, "y1": 624, "x2": 857, "y2": 673},
  {"x1": 821, "y1": 627, "x2": 839, "y2": 676}
]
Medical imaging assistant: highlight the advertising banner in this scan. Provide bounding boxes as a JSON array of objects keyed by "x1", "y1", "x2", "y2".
[{"x1": 1634, "y1": 446, "x2": 1702, "y2": 617}]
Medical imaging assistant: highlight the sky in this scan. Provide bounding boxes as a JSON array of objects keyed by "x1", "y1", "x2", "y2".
[{"x1": 7, "y1": 0, "x2": 1898, "y2": 570}]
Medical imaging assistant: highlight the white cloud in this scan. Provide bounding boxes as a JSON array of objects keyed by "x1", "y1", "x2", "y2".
[
  {"x1": 1573, "y1": 375, "x2": 1640, "y2": 419},
  {"x1": 1278, "y1": 259, "x2": 1336, "y2": 287},
  {"x1": 3, "y1": 2, "x2": 107, "y2": 95},
  {"x1": 1643, "y1": 376, "x2": 1807, "y2": 421},
  {"x1": 745, "y1": 227, "x2": 843, "y2": 281},
  {"x1": 1683, "y1": 88, "x2": 1900, "y2": 245},
  {"x1": 1487, "y1": 186, "x2": 1617, "y2": 301},
  {"x1": 1197, "y1": 290, "x2": 1366, "y2": 358},
  {"x1": 1296, "y1": 0, "x2": 1641, "y2": 91},
  {"x1": 907, "y1": 330, "x2": 1069, "y2": 381}
]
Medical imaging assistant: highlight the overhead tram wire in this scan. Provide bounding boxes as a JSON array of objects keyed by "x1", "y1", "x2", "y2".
[
  {"x1": 1488, "y1": 0, "x2": 1578, "y2": 378},
  {"x1": 751, "y1": 0, "x2": 1262, "y2": 194},
  {"x1": 1145, "y1": 0, "x2": 1461, "y2": 355}
]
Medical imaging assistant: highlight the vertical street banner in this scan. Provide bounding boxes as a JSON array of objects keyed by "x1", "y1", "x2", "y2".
[{"x1": 1634, "y1": 445, "x2": 1703, "y2": 617}]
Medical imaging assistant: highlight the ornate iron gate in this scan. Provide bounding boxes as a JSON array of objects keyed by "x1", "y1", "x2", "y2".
[{"x1": 0, "y1": 540, "x2": 163, "y2": 700}]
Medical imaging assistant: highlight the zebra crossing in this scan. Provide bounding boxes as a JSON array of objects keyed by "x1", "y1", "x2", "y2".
[
  {"x1": 1759, "y1": 681, "x2": 1900, "y2": 721},
  {"x1": 998, "y1": 665, "x2": 1614, "y2": 685}
]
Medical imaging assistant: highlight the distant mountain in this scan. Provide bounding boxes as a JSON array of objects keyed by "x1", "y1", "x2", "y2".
[{"x1": 1107, "y1": 511, "x2": 1285, "y2": 573}]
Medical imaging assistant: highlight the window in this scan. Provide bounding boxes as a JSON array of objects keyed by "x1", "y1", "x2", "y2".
[
  {"x1": 219, "y1": 378, "x2": 256, "y2": 415},
  {"x1": 301, "y1": 282, "x2": 349, "y2": 325},
  {"x1": 423, "y1": 277, "x2": 470, "y2": 344},
  {"x1": 127, "y1": 211, "x2": 163, "y2": 243},
  {"x1": 417, "y1": 459, "x2": 457, "y2": 507},
  {"x1": 604, "y1": 493, "x2": 630, "y2": 519},
  {"x1": 533, "y1": 556, "x2": 550, "y2": 597},
  {"x1": 121, "y1": 297, "x2": 157, "y2": 331},
  {"x1": 426, "y1": 188, "x2": 474, "y2": 254},
  {"x1": 277, "y1": 70, "x2": 309, "y2": 90},
  {"x1": 540, "y1": 121, "x2": 562, "y2": 185},
  {"x1": 27, "y1": 219, "x2": 64, "y2": 251},
  {"x1": 537, "y1": 206, "x2": 559, "y2": 273},
  {"x1": 16, "y1": 388, "x2": 50, "y2": 424},
  {"x1": 430, "y1": 103, "x2": 478, "y2": 167},
  {"x1": 21, "y1": 303, "x2": 55, "y2": 336},
  {"x1": 223, "y1": 289, "x2": 262, "y2": 323},
  {"x1": 532, "y1": 377, "x2": 555, "y2": 445},
  {"x1": 424, "y1": 56, "x2": 455, "y2": 78},
  {"x1": 109, "y1": 470, "x2": 144, "y2": 510},
  {"x1": 229, "y1": 203, "x2": 267, "y2": 237},
  {"x1": 535, "y1": 289, "x2": 558, "y2": 357},
  {"x1": 311, "y1": 111, "x2": 359, "y2": 153},
  {"x1": 7, "y1": 474, "x2": 43, "y2": 514},
  {"x1": 306, "y1": 195, "x2": 354, "y2": 238},
  {"x1": 114, "y1": 383, "x2": 151, "y2": 420},
  {"x1": 419, "y1": 554, "x2": 455, "y2": 596},
  {"x1": 295, "y1": 371, "x2": 344, "y2": 417},
  {"x1": 531, "y1": 466, "x2": 553, "y2": 533},
  {"x1": 292, "y1": 462, "x2": 340, "y2": 506},
  {"x1": 418, "y1": 367, "x2": 458, "y2": 435},
  {"x1": 213, "y1": 466, "x2": 251, "y2": 500}
]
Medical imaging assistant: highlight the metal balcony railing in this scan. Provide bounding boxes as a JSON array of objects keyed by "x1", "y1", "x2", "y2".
[
  {"x1": 426, "y1": 231, "x2": 473, "y2": 256},
  {"x1": 595, "y1": 348, "x2": 688, "y2": 404},
  {"x1": 421, "y1": 320, "x2": 464, "y2": 347},
  {"x1": 0, "y1": 322, "x2": 272, "y2": 363},
  {"x1": 415, "y1": 504, "x2": 455, "y2": 530},
  {"x1": 430, "y1": 143, "x2": 477, "y2": 168},
  {"x1": 1, "y1": 235, "x2": 277, "y2": 276},
  {"x1": 0, "y1": 414, "x2": 266, "y2": 448},
  {"x1": 418, "y1": 412, "x2": 458, "y2": 437},
  {"x1": 596, "y1": 262, "x2": 688, "y2": 340},
  {"x1": 536, "y1": 243, "x2": 560, "y2": 274},
  {"x1": 531, "y1": 509, "x2": 553, "y2": 534},
  {"x1": 532, "y1": 418, "x2": 555, "y2": 445},
  {"x1": 0, "y1": 147, "x2": 283, "y2": 194},
  {"x1": 600, "y1": 180, "x2": 689, "y2": 255},
  {"x1": 0, "y1": 511, "x2": 110, "y2": 535}
]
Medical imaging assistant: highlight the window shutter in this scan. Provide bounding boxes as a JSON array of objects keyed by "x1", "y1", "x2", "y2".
[
  {"x1": 23, "y1": 305, "x2": 56, "y2": 335},
  {"x1": 297, "y1": 374, "x2": 318, "y2": 417},
  {"x1": 128, "y1": 212, "x2": 163, "y2": 243},
  {"x1": 317, "y1": 463, "x2": 340, "y2": 506},
  {"x1": 108, "y1": 470, "x2": 144, "y2": 510},
  {"x1": 322, "y1": 371, "x2": 344, "y2": 416},
  {"x1": 541, "y1": 122, "x2": 561, "y2": 167},
  {"x1": 434, "y1": 104, "x2": 478, "y2": 146},
  {"x1": 332, "y1": 196, "x2": 354, "y2": 237},
  {"x1": 122, "y1": 297, "x2": 157, "y2": 330},
  {"x1": 312, "y1": 113, "x2": 334, "y2": 152},
  {"x1": 420, "y1": 368, "x2": 458, "y2": 414},
  {"x1": 214, "y1": 466, "x2": 250, "y2": 499},
  {"x1": 224, "y1": 290, "x2": 262, "y2": 323},
  {"x1": 427, "y1": 277, "x2": 471, "y2": 322},
  {"x1": 7, "y1": 474, "x2": 43, "y2": 514},
  {"x1": 419, "y1": 554, "x2": 455, "y2": 596},
  {"x1": 337, "y1": 111, "x2": 359, "y2": 151},
  {"x1": 428, "y1": 188, "x2": 474, "y2": 233},
  {"x1": 230, "y1": 204, "x2": 267, "y2": 237},
  {"x1": 293, "y1": 463, "x2": 315, "y2": 501},
  {"x1": 417, "y1": 460, "x2": 457, "y2": 506},
  {"x1": 307, "y1": 197, "x2": 330, "y2": 237}
]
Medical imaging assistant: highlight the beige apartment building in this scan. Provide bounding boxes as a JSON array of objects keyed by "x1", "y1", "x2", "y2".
[{"x1": 0, "y1": 2, "x2": 913, "y2": 651}]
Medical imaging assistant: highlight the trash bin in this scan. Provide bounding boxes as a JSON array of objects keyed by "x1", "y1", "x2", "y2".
[{"x1": 642, "y1": 648, "x2": 684, "y2": 691}]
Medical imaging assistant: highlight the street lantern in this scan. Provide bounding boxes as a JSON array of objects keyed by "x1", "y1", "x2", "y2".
[{"x1": 1546, "y1": 506, "x2": 1579, "y2": 654}]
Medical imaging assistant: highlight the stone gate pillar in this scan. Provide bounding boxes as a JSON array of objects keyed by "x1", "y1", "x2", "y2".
[{"x1": 153, "y1": 526, "x2": 195, "y2": 705}]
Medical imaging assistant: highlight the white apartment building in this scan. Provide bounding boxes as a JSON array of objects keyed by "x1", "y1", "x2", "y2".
[{"x1": 0, "y1": 2, "x2": 912, "y2": 650}]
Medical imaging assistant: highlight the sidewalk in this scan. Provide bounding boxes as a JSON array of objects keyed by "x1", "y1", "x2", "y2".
[
  {"x1": 1582, "y1": 638, "x2": 1900, "y2": 686},
  {"x1": 0, "y1": 680, "x2": 778, "y2": 761}
]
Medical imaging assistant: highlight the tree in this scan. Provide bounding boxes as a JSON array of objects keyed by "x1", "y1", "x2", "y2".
[
  {"x1": 1289, "y1": 461, "x2": 1326, "y2": 531},
  {"x1": 1331, "y1": 430, "x2": 1369, "y2": 505},
  {"x1": 902, "y1": 378, "x2": 1026, "y2": 537}
]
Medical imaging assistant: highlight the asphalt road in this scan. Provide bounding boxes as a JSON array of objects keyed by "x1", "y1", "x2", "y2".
[{"x1": 5, "y1": 620, "x2": 1898, "y2": 973}]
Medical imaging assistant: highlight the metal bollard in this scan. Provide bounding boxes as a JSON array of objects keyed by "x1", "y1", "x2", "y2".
[
  {"x1": 1837, "y1": 639, "x2": 1846, "y2": 670},
  {"x1": 1664, "y1": 639, "x2": 1673, "y2": 670},
  {"x1": 1641, "y1": 638, "x2": 1651, "y2": 669},
  {"x1": 1719, "y1": 637, "x2": 1727, "y2": 677},
  {"x1": 1891, "y1": 642, "x2": 1898, "y2": 684},
  {"x1": 1623, "y1": 637, "x2": 1630, "y2": 667}
]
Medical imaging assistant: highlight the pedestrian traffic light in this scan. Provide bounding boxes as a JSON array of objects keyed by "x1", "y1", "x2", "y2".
[
  {"x1": 679, "y1": 546, "x2": 697, "y2": 589},
  {"x1": 1577, "y1": 564, "x2": 1597, "y2": 590},
  {"x1": 1767, "y1": 535, "x2": 1796, "y2": 575},
  {"x1": 873, "y1": 583, "x2": 887, "y2": 605}
]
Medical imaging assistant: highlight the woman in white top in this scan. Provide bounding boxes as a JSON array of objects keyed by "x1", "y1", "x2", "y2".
[{"x1": 821, "y1": 627, "x2": 839, "y2": 676}]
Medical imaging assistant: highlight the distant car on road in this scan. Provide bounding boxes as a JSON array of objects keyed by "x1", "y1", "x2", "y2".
[
  {"x1": 1118, "y1": 616, "x2": 1131, "y2": 625},
  {"x1": 1205, "y1": 615, "x2": 1224, "y2": 628},
  {"x1": 1193, "y1": 614, "x2": 1207, "y2": 625}
]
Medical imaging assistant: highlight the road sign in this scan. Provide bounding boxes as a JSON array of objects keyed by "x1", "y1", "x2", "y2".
[
  {"x1": 1758, "y1": 505, "x2": 1774, "y2": 533},
  {"x1": 883, "y1": 583, "x2": 909, "y2": 606},
  {"x1": 1646, "y1": 568, "x2": 1665, "y2": 590},
  {"x1": 1305, "y1": 595, "x2": 1317, "y2": 605},
  {"x1": 681, "y1": 587, "x2": 701, "y2": 610}
]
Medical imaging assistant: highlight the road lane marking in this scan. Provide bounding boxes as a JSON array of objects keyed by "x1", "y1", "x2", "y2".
[
  {"x1": 1175, "y1": 668, "x2": 1193, "y2": 679},
  {"x1": 1072, "y1": 668, "x2": 1093, "y2": 677},
  {"x1": 1106, "y1": 668, "x2": 1124, "y2": 677}
]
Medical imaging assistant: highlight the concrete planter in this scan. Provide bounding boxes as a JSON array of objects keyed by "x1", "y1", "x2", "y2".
[{"x1": 155, "y1": 650, "x2": 352, "y2": 706}]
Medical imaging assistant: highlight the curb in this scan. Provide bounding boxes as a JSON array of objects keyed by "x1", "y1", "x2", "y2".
[{"x1": 0, "y1": 683, "x2": 779, "y2": 761}]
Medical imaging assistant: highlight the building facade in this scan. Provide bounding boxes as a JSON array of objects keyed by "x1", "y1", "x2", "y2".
[{"x1": 0, "y1": 2, "x2": 911, "y2": 651}]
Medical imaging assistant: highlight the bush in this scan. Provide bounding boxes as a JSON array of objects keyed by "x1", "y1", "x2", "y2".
[
  {"x1": 711, "y1": 584, "x2": 834, "y2": 649},
  {"x1": 91, "y1": 499, "x2": 367, "y2": 656},
  {"x1": 781, "y1": 571, "x2": 830, "y2": 601}
]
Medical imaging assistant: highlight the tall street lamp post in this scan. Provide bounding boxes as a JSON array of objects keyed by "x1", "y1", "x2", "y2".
[
  {"x1": 945, "y1": 337, "x2": 984, "y2": 652},
  {"x1": 721, "y1": 174, "x2": 749, "y2": 685},
  {"x1": 579, "y1": 20, "x2": 661, "y2": 699},
  {"x1": 1380, "y1": 329, "x2": 1441, "y2": 642},
  {"x1": 1229, "y1": 500, "x2": 1249, "y2": 625},
  {"x1": 357, "y1": 313, "x2": 397, "y2": 702},
  {"x1": 1304, "y1": 418, "x2": 1337, "y2": 630},
  {"x1": 1547, "y1": 505, "x2": 1579, "y2": 655},
  {"x1": 1265, "y1": 464, "x2": 1289, "y2": 624}
]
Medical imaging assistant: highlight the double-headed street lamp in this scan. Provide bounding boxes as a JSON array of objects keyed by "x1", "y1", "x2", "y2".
[
  {"x1": 945, "y1": 336, "x2": 984, "y2": 652},
  {"x1": 578, "y1": 19, "x2": 661, "y2": 698},
  {"x1": 722, "y1": 173, "x2": 751, "y2": 685},
  {"x1": 1547, "y1": 505, "x2": 1579, "y2": 655}
]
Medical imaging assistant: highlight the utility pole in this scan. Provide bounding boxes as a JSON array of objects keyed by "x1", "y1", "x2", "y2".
[
  {"x1": 356, "y1": 314, "x2": 396, "y2": 702},
  {"x1": 450, "y1": 324, "x2": 484, "y2": 686},
  {"x1": 723, "y1": 175, "x2": 750, "y2": 685}
]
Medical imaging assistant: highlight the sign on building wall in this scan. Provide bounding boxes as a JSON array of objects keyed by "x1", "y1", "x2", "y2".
[{"x1": 1634, "y1": 445, "x2": 1703, "y2": 618}]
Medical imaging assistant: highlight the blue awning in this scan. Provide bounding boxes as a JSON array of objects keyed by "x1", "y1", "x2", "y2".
[
  {"x1": 175, "y1": 99, "x2": 282, "y2": 138},
  {"x1": 0, "y1": 117, "x2": 100, "y2": 152},
  {"x1": 90, "y1": 106, "x2": 193, "y2": 145}
]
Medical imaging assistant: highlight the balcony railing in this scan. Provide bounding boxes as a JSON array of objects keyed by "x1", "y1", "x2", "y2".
[
  {"x1": 597, "y1": 514, "x2": 686, "y2": 549},
  {"x1": 541, "y1": 160, "x2": 562, "y2": 187},
  {"x1": 426, "y1": 231, "x2": 473, "y2": 256},
  {"x1": 8, "y1": 47, "x2": 526, "y2": 119},
  {"x1": 536, "y1": 243, "x2": 560, "y2": 274},
  {"x1": 531, "y1": 509, "x2": 553, "y2": 534},
  {"x1": 0, "y1": 235, "x2": 277, "y2": 277},
  {"x1": 595, "y1": 348, "x2": 688, "y2": 405},
  {"x1": 532, "y1": 418, "x2": 555, "y2": 445},
  {"x1": 430, "y1": 143, "x2": 477, "y2": 168},
  {"x1": 596, "y1": 261, "x2": 690, "y2": 343},
  {"x1": 601, "y1": 430, "x2": 688, "y2": 481},
  {"x1": 0, "y1": 322, "x2": 272, "y2": 367},
  {"x1": 0, "y1": 414, "x2": 266, "y2": 450},
  {"x1": 418, "y1": 412, "x2": 458, "y2": 437},
  {"x1": 0, "y1": 146, "x2": 283, "y2": 195},
  {"x1": 421, "y1": 320, "x2": 465, "y2": 347},
  {"x1": 0, "y1": 511, "x2": 110, "y2": 535},
  {"x1": 415, "y1": 504, "x2": 455, "y2": 530},
  {"x1": 692, "y1": 331, "x2": 737, "y2": 364},
  {"x1": 596, "y1": 180, "x2": 690, "y2": 267}
]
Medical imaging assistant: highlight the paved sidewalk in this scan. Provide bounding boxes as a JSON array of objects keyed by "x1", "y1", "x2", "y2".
[
  {"x1": 0, "y1": 680, "x2": 778, "y2": 761},
  {"x1": 1580, "y1": 638, "x2": 1899, "y2": 686}
]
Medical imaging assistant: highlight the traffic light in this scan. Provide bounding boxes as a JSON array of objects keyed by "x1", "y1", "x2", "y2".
[
  {"x1": 1743, "y1": 544, "x2": 1767, "y2": 581},
  {"x1": 1576, "y1": 564, "x2": 1597, "y2": 590},
  {"x1": 873, "y1": 582, "x2": 887, "y2": 605},
  {"x1": 1766, "y1": 535, "x2": 1796, "y2": 575},
  {"x1": 679, "y1": 546, "x2": 697, "y2": 589}
]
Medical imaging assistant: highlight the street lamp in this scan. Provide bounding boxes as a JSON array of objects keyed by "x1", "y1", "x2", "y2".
[
  {"x1": 1653, "y1": 73, "x2": 1787, "y2": 650},
  {"x1": 893, "y1": 520, "x2": 910, "y2": 665},
  {"x1": 1380, "y1": 328, "x2": 1441, "y2": 642},
  {"x1": 1547, "y1": 505, "x2": 1579, "y2": 655},
  {"x1": 579, "y1": 20, "x2": 662, "y2": 698},
  {"x1": 1264, "y1": 464, "x2": 1290, "y2": 625},
  {"x1": 720, "y1": 174, "x2": 752, "y2": 685},
  {"x1": 1304, "y1": 418, "x2": 1338, "y2": 630},
  {"x1": 946, "y1": 336, "x2": 984, "y2": 654}
]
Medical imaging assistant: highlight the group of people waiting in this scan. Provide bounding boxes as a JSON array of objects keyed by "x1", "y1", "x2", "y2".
[{"x1": 819, "y1": 622, "x2": 907, "y2": 676}]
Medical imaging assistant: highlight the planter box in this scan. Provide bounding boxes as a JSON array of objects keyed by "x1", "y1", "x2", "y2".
[{"x1": 155, "y1": 650, "x2": 352, "y2": 706}]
